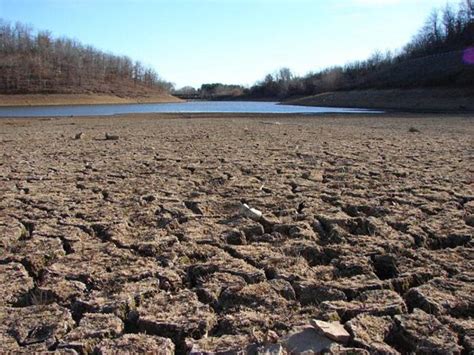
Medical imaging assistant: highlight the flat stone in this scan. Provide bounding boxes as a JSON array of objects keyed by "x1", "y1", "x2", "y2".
[
  {"x1": 311, "y1": 319, "x2": 350, "y2": 343},
  {"x1": 282, "y1": 326, "x2": 335, "y2": 353}
]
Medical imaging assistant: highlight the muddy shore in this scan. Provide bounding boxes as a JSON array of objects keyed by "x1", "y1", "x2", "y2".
[
  {"x1": 286, "y1": 88, "x2": 474, "y2": 112},
  {"x1": 0, "y1": 113, "x2": 473, "y2": 353},
  {"x1": 0, "y1": 93, "x2": 182, "y2": 107}
]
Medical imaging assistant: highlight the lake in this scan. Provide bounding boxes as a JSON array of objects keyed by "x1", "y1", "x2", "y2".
[{"x1": 0, "y1": 101, "x2": 381, "y2": 117}]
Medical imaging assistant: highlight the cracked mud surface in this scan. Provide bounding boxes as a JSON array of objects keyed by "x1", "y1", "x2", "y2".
[{"x1": 0, "y1": 113, "x2": 473, "y2": 354}]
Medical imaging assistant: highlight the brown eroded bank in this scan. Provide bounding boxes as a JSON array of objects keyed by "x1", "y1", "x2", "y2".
[
  {"x1": 285, "y1": 88, "x2": 474, "y2": 112},
  {"x1": 0, "y1": 93, "x2": 183, "y2": 107}
]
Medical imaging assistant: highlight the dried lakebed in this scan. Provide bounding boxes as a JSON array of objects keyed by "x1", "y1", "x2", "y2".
[{"x1": 0, "y1": 113, "x2": 473, "y2": 354}]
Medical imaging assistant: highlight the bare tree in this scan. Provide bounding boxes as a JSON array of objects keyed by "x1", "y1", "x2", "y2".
[{"x1": 0, "y1": 20, "x2": 172, "y2": 94}]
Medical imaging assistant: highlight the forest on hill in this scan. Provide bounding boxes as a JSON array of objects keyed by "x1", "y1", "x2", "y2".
[
  {"x1": 0, "y1": 20, "x2": 173, "y2": 96},
  {"x1": 176, "y1": 2, "x2": 474, "y2": 100}
]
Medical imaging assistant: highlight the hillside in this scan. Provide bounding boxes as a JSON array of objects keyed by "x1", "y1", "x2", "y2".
[
  {"x1": 283, "y1": 49, "x2": 474, "y2": 111},
  {"x1": 0, "y1": 21, "x2": 178, "y2": 104},
  {"x1": 242, "y1": 4, "x2": 474, "y2": 108}
]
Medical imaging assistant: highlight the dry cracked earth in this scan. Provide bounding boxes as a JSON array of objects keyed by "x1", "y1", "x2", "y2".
[{"x1": 0, "y1": 113, "x2": 473, "y2": 354}]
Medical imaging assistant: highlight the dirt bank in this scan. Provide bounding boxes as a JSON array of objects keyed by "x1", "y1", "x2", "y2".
[
  {"x1": 0, "y1": 93, "x2": 182, "y2": 107},
  {"x1": 286, "y1": 88, "x2": 474, "y2": 112},
  {"x1": 0, "y1": 113, "x2": 472, "y2": 353}
]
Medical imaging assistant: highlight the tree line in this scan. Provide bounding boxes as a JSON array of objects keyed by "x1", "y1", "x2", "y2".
[
  {"x1": 246, "y1": 2, "x2": 474, "y2": 99},
  {"x1": 0, "y1": 20, "x2": 173, "y2": 94},
  {"x1": 175, "y1": 2, "x2": 472, "y2": 101},
  {"x1": 174, "y1": 83, "x2": 245, "y2": 99}
]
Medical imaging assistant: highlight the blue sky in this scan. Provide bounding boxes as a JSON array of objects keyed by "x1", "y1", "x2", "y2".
[{"x1": 0, "y1": 0, "x2": 457, "y2": 88}]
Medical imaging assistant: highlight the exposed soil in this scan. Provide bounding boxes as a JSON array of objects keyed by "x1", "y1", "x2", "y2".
[
  {"x1": 0, "y1": 113, "x2": 472, "y2": 354},
  {"x1": 0, "y1": 93, "x2": 182, "y2": 107},
  {"x1": 286, "y1": 88, "x2": 474, "y2": 112}
]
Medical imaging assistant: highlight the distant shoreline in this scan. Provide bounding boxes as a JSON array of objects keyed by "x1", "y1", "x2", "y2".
[
  {"x1": 0, "y1": 93, "x2": 183, "y2": 107},
  {"x1": 285, "y1": 88, "x2": 474, "y2": 112}
]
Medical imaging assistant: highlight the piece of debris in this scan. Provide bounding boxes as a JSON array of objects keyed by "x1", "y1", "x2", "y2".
[
  {"x1": 105, "y1": 133, "x2": 120, "y2": 140},
  {"x1": 260, "y1": 121, "x2": 282, "y2": 125},
  {"x1": 240, "y1": 203, "x2": 263, "y2": 221},
  {"x1": 311, "y1": 319, "x2": 350, "y2": 344},
  {"x1": 74, "y1": 132, "x2": 84, "y2": 140},
  {"x1": 408, "y1": 127, "x2": 420, "y2": 133}
]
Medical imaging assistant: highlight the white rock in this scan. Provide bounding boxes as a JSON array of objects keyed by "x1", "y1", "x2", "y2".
[
  {"x1": 240, "y1": 203, "x2": 263, "y2": 221},
  {"x1": 311, "y1": 319, "x2": 350, "y2": 344}
]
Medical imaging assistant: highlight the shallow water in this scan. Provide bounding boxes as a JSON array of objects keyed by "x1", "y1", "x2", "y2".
[{"x1": 0, "y1": 101, "x2": 381, "y2": 117}]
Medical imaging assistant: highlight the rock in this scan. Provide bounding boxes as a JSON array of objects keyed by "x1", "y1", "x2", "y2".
[
  {"x1": 345, "y1": 314, "x2": 399, "y2": 354},
  {"x1": 310, "y1": 319, "x2": 350, "y2": 343},
  {"x1": 268, "y1": 278, "x2": 296, "y2": 301},
  {"x1": 321, "y1": 290, "x2": 407, "y2": 321},
  {"x1": 105, "y1": 133, "x2": 119, "y2": 141},
  {"x1": 282, "y1": 326, "x2": 335, "y2": 353},
  {"x1": 465, "y1": 214, "x2": 474, "y2": 227},
  {"x1": 404, "y1": 277, "x2": 474, "y2": 317},
  {"x1": 0, "y1": 263, "x2": 34, "y2": 306},
  {"x1": 74, "y1": 132, "x2": 84, "y2": 140},
  {"x1": 242, "y1": 223, "x2": 265, "y2": 239},
  {"x1": 224, "y1": 229, "x2": 247, "y2": 245},
  {"x1": 392, "y1": 309, "x2": 462, "y2": 354},
  {"x1": 94, "y1": 334, "x2": 174, "y2": 354},
  {"x1": 58, "y1": 313, "x2": 124, "y2": 353}
]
